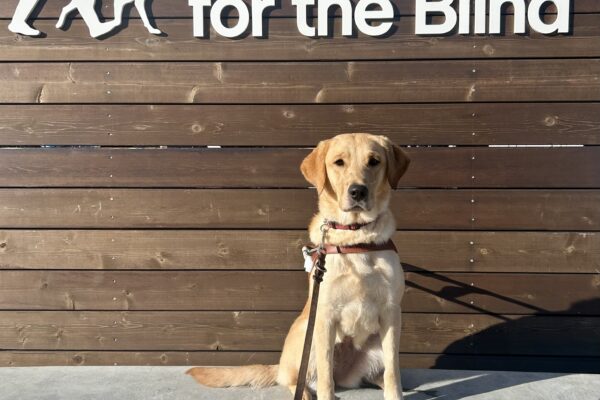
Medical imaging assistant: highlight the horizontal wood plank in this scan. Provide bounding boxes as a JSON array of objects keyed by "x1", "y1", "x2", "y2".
[
  {"x1": 0, "y1": 103, "x2": 599, "y2": 146},
  {"x1": 0, "y1": 147, "x2": 598, "y2": 188},
  {"x1": 2, "y1": 230, "x2": 598, "y2": 273},
  {"x1": 0, "y1": 189, "x2": 598, "y2": 230},
  {"x1": 2, "y1": 15, "x2": 600, "y2": 61},
  {"x1": 470, "y1": 190, "x2": 600, "y2": 230},
  {"x1": 1, "y1": 311, "x2": 598, "y2": 356},
  {"x1": 0, "y1": 270, "x2": 309, "y2": 311},
  {"x1": 2, "y1": 60, "x2": 599, "y2": 103},
  {"x1": 1, "y1": 0, "x2": 595, "y2": 18},
  {"x1": 404, "y1": 272, "x2": 600, "y2": 315},
  {"x1": 0, "y1": 350, "x2": 280, "y2": 367},
  {"x1": 1, "y1": 351, "x2": 598, "y2": 373},
  {"x1": 0, "y1": 270, "x2": 598, "y2": 315},
  {"x1": 0, "y1": 230, "x2": 308, "y2": 270}
]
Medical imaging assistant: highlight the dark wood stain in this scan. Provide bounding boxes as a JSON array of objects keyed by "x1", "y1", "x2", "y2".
[{"x1": 1, "y1": 0, "x2": 598, "y2": 372}]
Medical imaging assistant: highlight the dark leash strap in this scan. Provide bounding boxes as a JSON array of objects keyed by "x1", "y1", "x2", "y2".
[{"x1": 293, "y1": 250, "x2": 326, "y2": 400}]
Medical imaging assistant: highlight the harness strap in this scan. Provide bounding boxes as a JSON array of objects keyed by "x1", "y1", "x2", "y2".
[{"x1": 310, "y1": 240, "x2": 398, "y2": 263}]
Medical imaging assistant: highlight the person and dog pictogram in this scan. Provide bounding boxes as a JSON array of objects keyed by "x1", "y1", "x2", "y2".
[{"x1": 8, "y1": 0, "x2": 162, "y2": 38}]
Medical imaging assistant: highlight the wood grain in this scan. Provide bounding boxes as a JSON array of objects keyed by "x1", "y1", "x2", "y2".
[
  {"x1": 470, "y1": 190, "x2": 600, "y2": 230},
  {"x1": 1, "y1": 189, "x2": 598, "y2": 230},
  {"x1": 0, "y1": 147, "x2": 598, "y2": 188},
  {"x1": 0, "y1": 103, "x2": 599, "y2": 146},
  {"x1": 2, "y1": 15, "x2": 600, "y2": 61},
  {"x1": 2, "y1": 230, "x2": 598, "y2": 273},
  {"x1": 1, "y1": 60, "x2": 599, "y2": 103},
  {"x1": 0, "y1": 230, "x2": 308, "y2": 270},
  {"x1": 0, "y1": 270, "x2": 309, "y2": 311},
  {"x1": 0, "y1": 270, "x2": 598, "y2": 315},
  {"x1": 1, "y1": 0, "x2": 595, "y2": 18},
  {"x1": 0, "y1": 350, "x2": 280, "y2": 367},
  {"x1": 1, "y1": 311, "x2": 598, "y2": 356},
  {"x1": 0, "y1": 0, "x2": 598, "y2": 374}
]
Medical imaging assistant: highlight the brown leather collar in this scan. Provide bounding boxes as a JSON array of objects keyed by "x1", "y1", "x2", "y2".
[
  {"x1": 325, "y1": 219, "x2": 375, "y2": 231},
  {"x1": 310, "y1": 240, "x2": 397, "y2": 263}
]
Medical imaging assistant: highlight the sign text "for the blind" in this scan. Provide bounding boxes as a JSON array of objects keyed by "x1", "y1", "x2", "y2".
[{"x1": 188, "y1": 0, "x2": 571, "y2": 38}]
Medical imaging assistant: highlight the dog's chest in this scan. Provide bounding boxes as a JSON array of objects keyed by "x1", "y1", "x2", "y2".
[{"x1": 321, "y1": 251, "x2": 403, "y2": 348}]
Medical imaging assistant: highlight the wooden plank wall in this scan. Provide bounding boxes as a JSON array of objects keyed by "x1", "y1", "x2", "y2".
[{"x1": 0, "y1": 0, "x2": 599, "y2": 373}]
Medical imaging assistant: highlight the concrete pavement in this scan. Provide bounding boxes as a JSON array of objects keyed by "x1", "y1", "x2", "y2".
[{"x1": 1, "y1": 366, "x2": 599, "y2": 400}]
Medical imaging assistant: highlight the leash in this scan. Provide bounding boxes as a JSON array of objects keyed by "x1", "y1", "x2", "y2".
[{"x1": 294, "y1": 223, "x2": 328, "y2": 400}]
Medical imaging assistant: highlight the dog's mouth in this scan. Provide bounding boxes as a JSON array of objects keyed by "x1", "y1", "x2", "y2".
[{"x1": 342, "y1": 203, "x2": 368, "y2": 212}]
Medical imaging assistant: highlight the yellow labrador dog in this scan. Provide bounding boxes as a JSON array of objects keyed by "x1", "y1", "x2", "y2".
[{"x1": 188, "y1": 133, "x2": 410, "y2": 400}]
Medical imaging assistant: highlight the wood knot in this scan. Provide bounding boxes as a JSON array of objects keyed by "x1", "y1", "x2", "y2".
[
  {"x1": 217, "y1": 243, "x2": 230, "y2": 257},
  {"x1": 482, "y1": 44, "x2": 495, "y2": 56},
  {"x1": 191, "y1": 124, "x2": 204, "y2": 133},
  {"x1": 544, "y1": 116, "x2": 558, "y2": 127},
  {"x1": 145, "y1": 37, "x2": 160, "y2": 47}
]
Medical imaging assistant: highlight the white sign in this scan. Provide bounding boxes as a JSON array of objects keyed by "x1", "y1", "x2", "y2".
[
  {"x1": 8, "y1": 0, "x2": 572, "y2": 38},
  {"x1": 189, "y1": 0, "x2": 394, "y2": 37}
]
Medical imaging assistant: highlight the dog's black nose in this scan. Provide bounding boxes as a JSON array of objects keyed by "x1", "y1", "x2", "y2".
[{"x1": 348, "y1": 184, "x2": 368, "y2": 201}]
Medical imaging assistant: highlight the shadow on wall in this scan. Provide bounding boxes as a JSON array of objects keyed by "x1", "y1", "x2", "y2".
[
  {"x1": 433, "y1": 297, "x2": 600, "y2": 370},
  {"x1": 404, "y1": 264, "x2": 600, "y2": 373},
  {"x1": 400, "y1": 265, "x2": 600, "y2": 398}
]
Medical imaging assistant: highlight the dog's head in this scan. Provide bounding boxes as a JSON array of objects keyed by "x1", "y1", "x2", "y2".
[{"x1": 301, "y1": 133, "x2": 410, "y2": 221}]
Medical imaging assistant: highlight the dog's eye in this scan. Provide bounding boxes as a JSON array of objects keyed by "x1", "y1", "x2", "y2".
[
  {"x1": 334, "y1": 159, "x2": 345, "y2": 166},
  {"x1": 368, "y1": 158, "x2": 380, "y2": 167}
]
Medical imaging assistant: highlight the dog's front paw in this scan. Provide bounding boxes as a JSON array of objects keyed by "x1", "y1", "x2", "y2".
[
  {"x1": 315, "y1": 390, "x2": 336, "y2": 400},
  {"x1": 383, "y1": 389, "x2": 404, "y2": 400}
]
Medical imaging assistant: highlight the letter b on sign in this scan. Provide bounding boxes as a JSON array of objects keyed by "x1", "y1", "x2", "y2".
[{"x1": 415, "y1": 0, "x2": 457, "y2": 35}]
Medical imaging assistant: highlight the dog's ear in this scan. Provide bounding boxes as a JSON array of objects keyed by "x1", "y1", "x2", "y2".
[
  {"x1": 301, "y1": 139, "x2": 331, "y2": 193},
  {"x1": 382, "y1": 137, "x2": 410, "y2": 189}
]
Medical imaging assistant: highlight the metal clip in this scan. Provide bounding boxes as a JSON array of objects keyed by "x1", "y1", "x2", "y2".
[{"x1": 319, "y1": 219, "x2": 329, "y2": 249}]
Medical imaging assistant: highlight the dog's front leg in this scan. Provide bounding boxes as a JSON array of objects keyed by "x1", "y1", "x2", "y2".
[
  {"x1": 315, "y1": 311, "x2": 336, "y2": 400},
  {"x1": 380, "y1": 309, "x2": 403, "y2": 400}
]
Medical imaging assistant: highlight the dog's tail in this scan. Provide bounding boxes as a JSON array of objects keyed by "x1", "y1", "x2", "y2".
[{"x1": 186, "y1": 364, "x2": 278, "y2": 388}]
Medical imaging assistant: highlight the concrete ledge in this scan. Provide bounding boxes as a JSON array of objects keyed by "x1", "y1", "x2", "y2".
[{"x1": 1, "y1": 366, "x2": 599, "y2": 400}]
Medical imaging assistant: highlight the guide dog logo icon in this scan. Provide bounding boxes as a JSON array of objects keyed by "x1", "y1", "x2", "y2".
[{"x1": 8, "y1": 0, "x2": 162, "y2": 38}]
